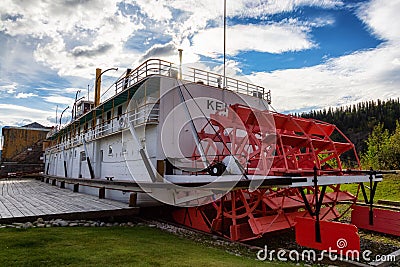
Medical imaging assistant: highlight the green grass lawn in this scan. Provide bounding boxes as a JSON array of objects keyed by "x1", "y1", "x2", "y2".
[
  {"x1": 0, "y1": 226, "x2": 290, "y2": 267},
  {"x1": 1, "y1": 175, "x2": 397, "y2": 267},
  {"x1": 340, "y1": 173, "x2": 400, "y2": 202},
  {"x1": 336, "y1": 173, "x2": 399, "y2": 222}
]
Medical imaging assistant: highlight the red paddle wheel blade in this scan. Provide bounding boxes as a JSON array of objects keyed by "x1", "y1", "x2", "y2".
[
  {"x1": 175, "y1": 104, "x2": 362, "y2": 242},
  {"x1": 172, "y1": 186, "x2": 357, "y2": 242},
  {"x1": 221, "y1": 104, "x2": 360, "y2": 176},
  {"x1": 351, "y1": 205, "x2": 400, "y2": 236},
  {"x1": 172, "y1": 207, "x2": 211, "y2": 233},
  {"x1": 295, "y1": 217, "x2": 360, "y2": 254}
]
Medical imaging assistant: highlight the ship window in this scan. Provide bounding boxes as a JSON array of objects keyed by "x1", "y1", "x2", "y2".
[
  {"x1": 108, "y1": 145, "x2": 113, "y2": 155},
  {"x1": 118, "y1": 105, "x2": 123, "y2": 118},
  {"x1": 74, "y1": 150, "x2": 77, "y2": 158},
  {"x1": 146, "y1": 81, "x2": 160, "y2": 101},
  {"x1": 107, "y1": 111, "x2": 111, "y2": 124},
  {"x1": 122, "y1": 142, "x2": 127, "y2": 154}
]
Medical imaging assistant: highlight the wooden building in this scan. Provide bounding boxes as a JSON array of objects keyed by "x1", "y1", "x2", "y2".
[{"x1": 0, "y1": 122, "x2": 51, "y2": 177}]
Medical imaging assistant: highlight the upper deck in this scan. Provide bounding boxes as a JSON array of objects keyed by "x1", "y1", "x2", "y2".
[
  {"x1": 110, "y1": 59, "x2": 271, "y2": 102},
  {"x1": 47, "y1": 58, "x2": 271, "y2": 143}
]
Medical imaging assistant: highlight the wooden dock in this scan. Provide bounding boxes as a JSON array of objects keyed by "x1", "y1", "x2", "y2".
[{"x1": 0, "y1": 178, "x2": 139, "y2": 223}]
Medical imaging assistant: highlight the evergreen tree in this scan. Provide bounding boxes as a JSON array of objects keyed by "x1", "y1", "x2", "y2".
[
  {"x1": 361, "y1": 121, "x2": 400, "y2": 170},
  {"x1": 301, "y1": 99, "x2": 400, "y2": 155},
  {"x1": 361, "y1": 124, "x2": 391, "y2": 169},
  {"x1": 387, "y1": 121, "x2": 400, "y2": 169}
]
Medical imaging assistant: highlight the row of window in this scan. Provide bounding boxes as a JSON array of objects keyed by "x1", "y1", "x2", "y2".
[
  {"x1": 51, "y1": 144, "x2": 115, "y2": 161},
  {"x1": 59, "y1": 105, "x2": 125, "y2": 144}
]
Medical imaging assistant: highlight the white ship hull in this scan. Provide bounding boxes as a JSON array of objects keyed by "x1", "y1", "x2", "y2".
[{"x1": 44, "y1": 60, "x2": 271, "y2": 206}]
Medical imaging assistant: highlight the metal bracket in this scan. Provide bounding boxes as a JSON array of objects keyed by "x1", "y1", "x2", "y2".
[
  {"x1": 299, "y1": 166, "x2": 327, "y2": 243},
  {"x1": 359, "y1": 168, "x2": 380, "y2": 225}
]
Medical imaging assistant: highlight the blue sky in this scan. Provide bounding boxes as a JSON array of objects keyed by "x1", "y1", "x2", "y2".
[{"x1": 1, "y1": 0, "x2": 400, "y2": 148}]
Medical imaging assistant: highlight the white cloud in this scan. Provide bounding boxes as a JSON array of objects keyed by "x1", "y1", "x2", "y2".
[
  {"x1": 357, "y1": 0, "x2": 400, "y2": 42},
  {"x1": 62, "y1": 87, "x2": 78, "y2": 94},
  {"x1": 1, "y1": 0, "x2": 122, "y2": 37},
  {"x1": 143, "y1": 0, "x2": 341, "y2": 50},
  {"x1": 239, "y1": 0, "x2": 342, "y2": 18},
  {"x1": 1, "y1": 0, "x2": 399, "y2": 120},
  {"x1": 0, "y1": 0, "x2": 342, "y2": 80},
  {"x1": 0, "y1": 82, "x2": 17, "y2": 91},
  {"x1": 43, "y1": 95, "x2": 74, "y2": 106},
  {"x1": 219, "y1": 0, "x2": 400, "y2": 112},
  {"x1": 15, "y1": 92, "x2": 37, "y2": 99},
  {"x1": 1, "y1": 0, "x2": 144, "y2": 78},
  {"x1": 134, "y1": 0, "x2": 172, "y2": 21},
  {"x1": 0, "y1": 103, "x2": 31, "y2": 112},
  {"x1": 0, "y1": 82, "x2": 18, "y2": 94},
  {"x1": 192, "y1": 23, "x2": 314, "y2": 57},
  {"x1": 168, "y1": 0, "x2": 342, "y2": 23},
  {"x1": 249, "y1": 42, "x2": 400, "y2": 112},
  {"x1": 233, "y1": 0, "x2": 400, "y2": 113},
  {"x1": 0, "y1": 103, "x2": 50, "y2": 127}
]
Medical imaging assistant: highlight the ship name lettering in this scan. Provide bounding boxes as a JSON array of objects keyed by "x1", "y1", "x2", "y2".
[{"x1": 207, "y1": 100, "x2": 227, "y2": 111}]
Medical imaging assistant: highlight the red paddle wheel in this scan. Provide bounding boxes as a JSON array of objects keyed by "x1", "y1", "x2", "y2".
[{"x1": 173, "y1": 104, "x2": 361, "y2": 242}]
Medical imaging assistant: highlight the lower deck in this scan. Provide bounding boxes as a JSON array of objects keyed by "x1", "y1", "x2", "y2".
[{"x1": 0, "y1": 178, "x2": 138, "y2": 223}]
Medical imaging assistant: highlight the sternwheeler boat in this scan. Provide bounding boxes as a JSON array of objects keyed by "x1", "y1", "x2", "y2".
[{"x1": 44, "y1": 58, "x2": 388, "y2": 246}]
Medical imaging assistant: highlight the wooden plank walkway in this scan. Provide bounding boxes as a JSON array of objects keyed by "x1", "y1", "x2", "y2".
[{"x1": 0, "y1": 178, "x2": 138, "y2": 223}]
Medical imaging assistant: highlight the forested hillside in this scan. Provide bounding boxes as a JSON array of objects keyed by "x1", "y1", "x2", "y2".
[{"x1": 299, "y1": 99, "x2": 400, "y2": 155}]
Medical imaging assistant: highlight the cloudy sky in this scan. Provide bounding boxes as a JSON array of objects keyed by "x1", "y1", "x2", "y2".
[{"x1": 0, "y1": 0, "x2": 399, "y2": 137}]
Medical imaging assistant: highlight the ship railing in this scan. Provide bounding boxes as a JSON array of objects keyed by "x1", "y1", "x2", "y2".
[
  {"x1": 109, "y1": 59, "x2": 271, "y2": 103},
  {"x1": 48, "y1": 59, "x2": 271, "y2": 150},
  {"x1": 46, "y1": 126, "x2": 59, "y2": 139},
  {"x1": 181, "y1": 67, "x2": 270, "y2": 102},
  {"x1": 47, "y1": 103, "x2": 160, "y2": 152},
  {"x1": 113, "y1": 60, "x2": 176, "y2": 95},
  {"x1": 127, "y1": 102, "x2": 160, "y2": 127}
]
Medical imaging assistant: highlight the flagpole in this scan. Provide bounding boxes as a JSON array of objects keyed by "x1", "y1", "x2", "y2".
[{"x1": 223, "y1": 0, "x2": 226, "y2": 89}]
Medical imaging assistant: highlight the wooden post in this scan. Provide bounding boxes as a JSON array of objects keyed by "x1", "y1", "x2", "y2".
[
  {"x1": 73, "y1": 183, "x2": 79, "y2": 192},
  {"x1": 156, "y1": 160, "x2": 165, "y2": 182},
  {"x1": 52, "y1": 179, "x2": 56, "y2": 186},
  {"x1": 99, "y1": 187, "x2": 106, "y2": 199},
  {"x1": 94, "y1": 68, "x2": 102, "y2": 107},
  {"x1": 129, "y1": 193, "x2": 137, "y2": 207},
  {"x1": 60, "y1": 181, "x2": 65, "y2": 189}
]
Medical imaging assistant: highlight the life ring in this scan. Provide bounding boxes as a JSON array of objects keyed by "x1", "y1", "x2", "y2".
[{"x1": 118, "y1": 117, "x2": 126, "y2": 128}]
